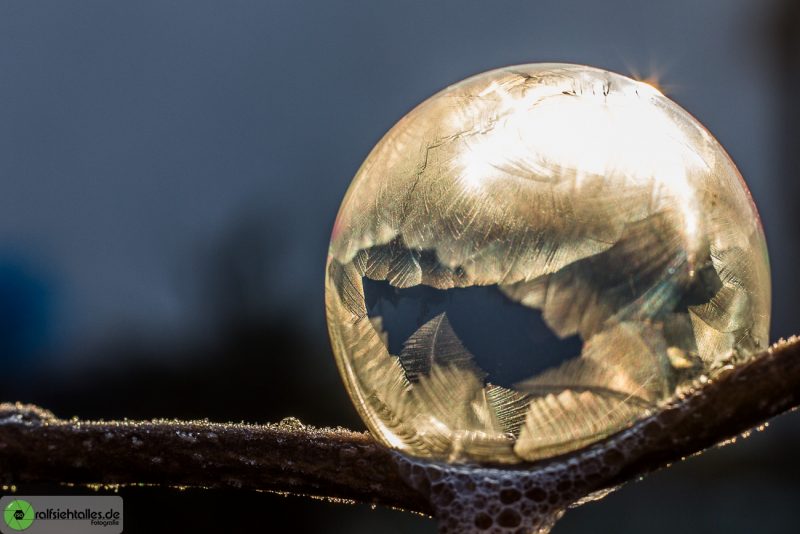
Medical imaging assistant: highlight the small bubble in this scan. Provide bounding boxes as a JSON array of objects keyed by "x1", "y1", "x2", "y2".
[{"x1": 278, "y1": 416, "x2": 305, "y2": 430}]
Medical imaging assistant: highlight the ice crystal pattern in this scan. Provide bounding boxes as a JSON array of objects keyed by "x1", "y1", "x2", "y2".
[{"x1": 326, "y1": 64, "x2": 770, "y2": 464}]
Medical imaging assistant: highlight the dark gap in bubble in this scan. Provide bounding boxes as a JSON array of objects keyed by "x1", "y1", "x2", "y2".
[
  {"x1": 674, "y1": 261, "x2": 723, "y2": 311},
  {"x1": 362, "y1": 277, "x2": 583, "y2": 389}
]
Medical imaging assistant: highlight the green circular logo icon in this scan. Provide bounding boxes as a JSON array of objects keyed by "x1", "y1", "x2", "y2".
[{"x1": 3, "y1": 500, "x2": 34, "y2": 531}]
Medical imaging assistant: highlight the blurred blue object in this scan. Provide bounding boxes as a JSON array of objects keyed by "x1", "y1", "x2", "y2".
[{"x1": 0, "y1": 255, "x2": 53, "y2": 361}]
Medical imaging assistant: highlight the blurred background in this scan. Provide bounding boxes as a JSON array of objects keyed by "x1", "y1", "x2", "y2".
[{"x1": 1, "y1": 0, "x2": 799, "y2": 532}]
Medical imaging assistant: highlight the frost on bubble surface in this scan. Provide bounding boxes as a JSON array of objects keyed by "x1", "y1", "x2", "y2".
[{"x1": 325, "y1": 64, "x2": 771, "y2": 464}]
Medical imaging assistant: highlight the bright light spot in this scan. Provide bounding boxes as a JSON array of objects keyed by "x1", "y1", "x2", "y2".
[{"x1": 455, "y1": 76, "x2": 707, "y2": 249}]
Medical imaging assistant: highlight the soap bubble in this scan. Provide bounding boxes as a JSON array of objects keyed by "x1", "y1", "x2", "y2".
[{"x1": 326, "y1": 64, "x2": 770, "y2": 464}]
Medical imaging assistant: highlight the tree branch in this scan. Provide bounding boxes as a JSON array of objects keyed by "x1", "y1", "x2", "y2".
[
  {"x1": 1, "y1": 336, "x2": 799, "y2": 522},
  {"x1": 0, "y1": 405, "x2": 431, "y2": 514}
]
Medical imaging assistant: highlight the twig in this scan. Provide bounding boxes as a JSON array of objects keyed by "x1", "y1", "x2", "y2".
[
  {"x1": 0, "y1": 406, "x2": 431, "y2": 514},
  {"x1": 1, "y1": 336, "x2": 799, "y2": 524}
]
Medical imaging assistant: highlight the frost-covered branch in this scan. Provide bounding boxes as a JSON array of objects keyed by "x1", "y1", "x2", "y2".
[
  {"x1": 1, "y1": 336, "x2": 799, "y2": 521},
  {"x1": 0, "y1": 404, "x2": 431, "y2": 514}
]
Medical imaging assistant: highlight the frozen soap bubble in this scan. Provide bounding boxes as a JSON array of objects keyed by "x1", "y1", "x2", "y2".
[{"x1": 325, "y1": 64, "x2": 770, "y2": 464}]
